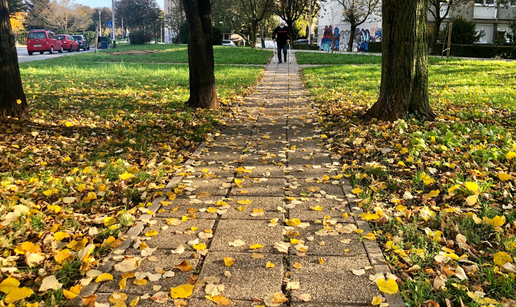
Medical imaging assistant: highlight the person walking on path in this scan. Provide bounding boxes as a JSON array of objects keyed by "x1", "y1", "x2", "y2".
[{"x1": 272, "y1": 21, "x2": 290, "y2": 63}]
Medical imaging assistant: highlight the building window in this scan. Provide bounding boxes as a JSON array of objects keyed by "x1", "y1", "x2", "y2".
[
  {"x1": 223, "y1": 33, "x2": 230, "y2": 40},
  {"x1": 475, "y1": 0, "x2": 496, "y2": 5}
]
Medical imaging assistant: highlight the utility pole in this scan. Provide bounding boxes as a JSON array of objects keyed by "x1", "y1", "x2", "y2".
[
  {"x1": 112, "y1": 0, "x2": 116, "y2": 48},
  {"x1": 121, "y1": 17, "x2": 124, "y2": 41},
  {"x1": 308, "y1": 0, "x2": 312, "y2": 45},
  {"x1": 95, "y1": 9, "x2": 100, "y2": 53}
]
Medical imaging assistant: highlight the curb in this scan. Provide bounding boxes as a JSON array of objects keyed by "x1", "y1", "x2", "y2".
[{"x1": 341, "y1": 183, "x2": 406, "y2": 307}]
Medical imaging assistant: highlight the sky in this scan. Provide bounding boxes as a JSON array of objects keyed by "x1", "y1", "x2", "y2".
[{"x1": 74, "y1": 0, "x2": 164, "y2": 10}]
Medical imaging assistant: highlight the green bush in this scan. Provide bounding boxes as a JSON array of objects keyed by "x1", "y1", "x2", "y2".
[
  {"x1": 450, "y1": 17, "x2": 483, "y2": 44},
  {"x1": 212, "y1": 26, "x2": 223, "y2": 45},
  {"x1": 292, "y1": 44, "x2": 319, "y2": 50},
  {"x1": 129, "y1": 30, "x2": 146, "y2": 45},
  {"x1": 367, "y1": 42, "x2": 382, "y2": 53},
  {"x1": 435, "y1": 43, "x2": 516, "y2": 59}
]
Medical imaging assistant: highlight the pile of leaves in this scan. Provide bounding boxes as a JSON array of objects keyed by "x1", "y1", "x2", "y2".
[
  {"x1": 0, "y1": 59, "x2": 262, "y2": 305},
  {"x1": 302, "y1": 59, "x2": 516, "y2": 306}
]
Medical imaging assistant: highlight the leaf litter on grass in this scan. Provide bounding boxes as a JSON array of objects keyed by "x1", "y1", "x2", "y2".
[
  {"x1": 301, "y1": 57, "x2": 516, "y2": 306},
  {"x1": 0, "y1": 52, "x2": 264, "y2": 305}
]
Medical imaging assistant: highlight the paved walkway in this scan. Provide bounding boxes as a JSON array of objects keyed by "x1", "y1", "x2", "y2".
[{"x1": 75, "y1": 53, "x2": 402, "y2": 307}]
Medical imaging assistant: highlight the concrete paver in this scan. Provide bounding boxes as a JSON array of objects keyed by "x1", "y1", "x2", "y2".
[{"x1": 79, "y1": 51, "x2": 401, "y2": 307}]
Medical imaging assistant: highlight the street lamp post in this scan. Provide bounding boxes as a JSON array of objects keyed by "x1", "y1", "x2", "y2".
[{"x1": 112, "y1": 0, "x2": 116, "y2": 48}]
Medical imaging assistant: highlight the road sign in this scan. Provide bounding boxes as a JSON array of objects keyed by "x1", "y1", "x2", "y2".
[{"x1": 106, "y1": 21, "x2": 113, "y2": 28}]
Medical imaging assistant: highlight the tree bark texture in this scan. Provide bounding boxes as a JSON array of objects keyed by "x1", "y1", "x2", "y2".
[
  {"x1": 181, "y1": 0, "x2": 218, "y2": 109},
  {"x1": 365, "y1": 0, "x2": 434, "y2": 121},
  {"x1": 409, "y1": 0, "x2": 435, "y2": 120},
  {"x1": 0, "y1": 0, "x2": 27, "y2": 119},
  {"x1": 347, "y1": 25, "x2": 357, "y2": 52},
  {"x1": 365, "y1": 0, "x2": 417, "y2": 121},
  {"x1": 430, "y1": 16, "x2": 442, "y2": 55}
]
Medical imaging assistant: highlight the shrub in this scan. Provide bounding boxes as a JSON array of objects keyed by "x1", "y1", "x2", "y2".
[
  {"x1": 179, "y1": 21, "x2": 188, "y2": 44},
  {"x1": 435, "y1": 43, "x2": 516, "y2": 59},
  {"x1": 367, "y1": 42, "x2": 382, "y2": 53},
  {"x1": 212, "y1": 26, "x2": 223, "y2": 45},
  {"x1": 129, "y1": 30, "x2": 145, "y2": 44},
  {"x1": 450, "y1": 17, "x2": 483, "y2": 44}
]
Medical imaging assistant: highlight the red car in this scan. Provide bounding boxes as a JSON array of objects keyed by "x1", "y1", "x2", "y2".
[
  {"x1": 57, "y1": 34, "x2": 80, "y2": 52},
  {"x1": 26, "y1": 29, "x2": 63, "y2": 55}
]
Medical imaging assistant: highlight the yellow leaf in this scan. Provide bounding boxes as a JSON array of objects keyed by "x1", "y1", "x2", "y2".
[
  {"x1": 43, "y1": 189, "x2": 53, "y2": 196},
  {"x1": 249, "y1": 244, "x2": 264, "y2": 250},
  {"x1": 293, "y1": 262, "x2": 302, "y2": 269},
  {"x1": 54, "y1": 231, "x2": 69, "y2": 242},
  {"x1": 358, "y1": 212, "x2": 380, "y2": 221},
  {"x1": 224, "y1": 257, "x2": 235, "y2": 267},
  {"x1": 309, "y1": 205, "x2": 323, "y2": 211},
  {"x1": 266, "y1": 261, "x2": 275, "y2": 268},
  {"x1": 193, "y1": 243, "x2": 206, "y2": 250},
  {"x1": 145, "y1": 230, "x2": 158, "y2": 237},
  {"x1": 371, "y1": 296, "x2": 382, "y2": 306},
  {"x1": 104, "y1": 217, "x2": 116, "y2": 226},
  {"x1": 109, "y1": 292, "x2": 128, "y2": 304},
  {"x1": 133, "y1": 278, "x2": 147, "y2": 286},
  {"x1": 492, "y1": 215, "x2": 506, "y2": 227},
  {"x1": 506, "y1": 151, "x2": 516, "y2": 160},
  {"x1": 205, "y1": 295, "x2": 233, "y2": 305},
  {"x1": 14, "y1": 242, "x2": 41, "y2": 254},
  {"x1": 290, "y1": 239, "x2": 300, "y2": 245},
  {"x1": 493, "y1": 252, "x2": 513, "y2": 266},
  {"x1": 47, "y1": 205, "x2": 61, "y2": 213},
  {"x1": 237, "y1": 199, "x2": 252, "y2": 205},
  {"x1": 5, "y1": 287, "x2": 34, "y2": 304},
  {"x1": 354, "y1": 229, "x2": 364, "y2": 234},
  {"x1": 129, "y1": 297, "x2": 140, "y2": 307},
  {"x1": 119, "y1": 278, "x2": 127, "y2": 290},
  {"x1": 286, "y1": 219, "x2": 301, "y2": 226},
  {"x1": 207, "y1": 207, "x2": 218, "y2": 213},
  {"x1": 54, "y1": 249, "x2": 73, "y2": 264},
  {"x1": 170, "y1": 284, "x2": 194, "y2": 298},
  {"x1": 318, "y1": 258, "x2": 324, "y2": 264},
  {"x1": 498, "y1": 172, "x2": 512, "y2": 181},
  {"x1": 352, "y1": 188, "x2": 362, "y2": 194},
  {"x1": 0, "y1": 278, "x2": 20, "y2": 294},
  {"x1": 119, "y1": 172, "x2": 133, "y2": 180},
  {"x1": 465, "y1": 194, "x2": 478, "y2": 206},
  {"x1": 426, "y1": 190, "x2": 440, "y2": 198},
  {"x1": 363, "y1": 233, "x2": 376, "y2": 241},
  {"x1": 236, "y1": 206, "x2": 247, "y2": 211},
  {"x1": 63, "y1": 285, "x2": 82, "y2": 299},
  {"x1": 95, "y1": 273, "x2": 114, "y2": 283},
  {"x1": 174, "y1": 260, "x2": 193, "y2": 272},
  {"x1": 377, "y1": 278, "x2": 398, "y2": 295},
  {"x1": 27, "y1": 303, "x2": 39, "y2": 307},
  {"x1": 65, "y1": 121, "x2": 74, "y2": 127},
  {"x1": 216, "y1": 200, "x2": 228, "y2": 206},
  {"x1": 465, "y1": 182, "x2": 480, "y2": 194}
]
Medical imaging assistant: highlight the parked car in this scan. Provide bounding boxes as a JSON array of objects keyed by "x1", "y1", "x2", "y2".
[
  {"x1": 222, "y1": 39, "x2": 235, "y2": 46},
  {"x1": 26, "y1": 29, "x2": 63, "y2": 55},
  {"x1": 72, "y1": 35, "x2": 90, "y2": 50},
  {"x1": 97, "y1": 36, "x2": 111, "y2": 49},
  {"x1": 57, "y1": 34, "x2": 80, "y2": 52}
]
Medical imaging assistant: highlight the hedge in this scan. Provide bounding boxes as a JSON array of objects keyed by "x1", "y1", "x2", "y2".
[
  {"x1": 292, "y1": 44, "x2": 319, "y2": 50},
  {"x1": 367, "y1": 41, "x2": 516, "y2": 59}
]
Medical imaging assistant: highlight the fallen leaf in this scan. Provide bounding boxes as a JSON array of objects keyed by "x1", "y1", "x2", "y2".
[
  {"x1": 170, "y1": 284, "x2": 194, "y2": 298},
  {"x1": 266, "y1": 261, "x2": 275, "y2": 268},
  {"x1": 39, "y1": 275, "x2": 63, "y2": 291},
  {"x1": 174, "y1": 260, "x2": 193, "y2": 272},
  {"x1": 224, "y1": 257, "x2": 235, "y2": 267},
  {"x1": 377, "y1": 278, "x2": 398, "y2": 295},
  {"x1": 297, "y1": 293, "x2": 311, "y2": 302},
  {"x1": 229, "y1": 239, "x2": 245, "y2": 247}
]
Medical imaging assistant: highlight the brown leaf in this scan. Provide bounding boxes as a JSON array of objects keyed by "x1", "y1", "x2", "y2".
[
  {"x1": 82, "y1": 294, "x2": 97, "y2": 307},
  {"x1": 174, "y1": 260, "x2": 193, "y2": 272},
  {"x1": 174, "y1": 299, "x2": 189, "y2": 307}
]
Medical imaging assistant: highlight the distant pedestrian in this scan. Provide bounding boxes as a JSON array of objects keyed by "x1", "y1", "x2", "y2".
[{"x1": 272, "y1": 21, "x2": 290, "y2": 63}]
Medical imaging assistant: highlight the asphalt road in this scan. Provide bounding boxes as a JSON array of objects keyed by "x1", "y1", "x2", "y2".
[{"x1": 17, "y1": 46, "x2": 94, "y2": 63}]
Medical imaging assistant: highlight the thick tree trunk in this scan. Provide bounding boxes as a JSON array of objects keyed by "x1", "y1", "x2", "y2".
[
  {"x1": 409, "y1": 0, "x2": 435, "y2": 120},
  {"x1": 181, "y1": 0, "x2": 218, "y2": 109},
  {"x1": 347, "y1": 24, "x2": 357, "y2": 52},
  {"x1": 430, "y1": 17, "x2": 442, "y2": 55},
  {"x1": 0, "y1": 0, "x2": 27, "y2": 119},
  {"x1": 365, "y1": 0, "x2": 417, "y2": 121},
  {"x1": 260, "y1": 20, "x2": 266, "y2": 48}
]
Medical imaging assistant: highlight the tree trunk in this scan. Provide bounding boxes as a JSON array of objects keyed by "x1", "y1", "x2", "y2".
[
  {"x1": 181, "y1": 0, "x2": 218, "y2": 109},
  {"x1": 260, "y1": 20, "x2": 265, "y2": 49},
  {"x1": 347, "y1": 24, "x2": 357, "y2": 52},
  {"x1": 250, "y1": 21, "x2": 257, "y2": 49},
  {"x1": 0, "y1": 0, "x2": 27, "y2": 119},
  {"x1": 364, "y1": 0, "x2": 417, "y2": 121},
  {"x1": 409, "y1": 0, "x2": 435, "y2": 120},
  {"x1": 287, "y1": 20, "x2": 293, "y2": 48},
  {"x1": 430, "y1": 17, "x2": 442, "y2": 55}
]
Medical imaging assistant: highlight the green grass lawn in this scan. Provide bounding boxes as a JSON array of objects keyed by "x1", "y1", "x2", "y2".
[
  {"x1": 66, "y1": 43, "x2": 273, "y2": 64},
  {"x1": 301, "y1": 58, "x2": 516, "y2": 306},
  {"x1": 295, "y1": 51, "x2": 463, "y2": 65},
  {"x1": 0, "y1": 46, "x2": 264, "y2": 306}
]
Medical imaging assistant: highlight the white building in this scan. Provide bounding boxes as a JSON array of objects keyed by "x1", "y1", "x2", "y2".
[{"x1": 318, "y1": 0, "x2": 382, "y2": 51}]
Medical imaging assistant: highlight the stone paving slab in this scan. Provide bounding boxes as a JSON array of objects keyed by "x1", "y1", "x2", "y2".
[
  {"x1": 209, "y1": 219, "x2": 283, "y2": 254},
  {"x1": 289, "y1": 255, "x2": 382, "y2": 304},
  {"x1": 140, "y1": 218, "x2": 216, "y2": 249},
  {"x1": 219, "y1": 196, "x2": 286, "y2": 220},
  {"x1": 193, "y1": 252, "x2": 284, "y2": 301}
]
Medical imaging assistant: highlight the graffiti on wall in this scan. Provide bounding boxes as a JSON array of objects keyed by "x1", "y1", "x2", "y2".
[{"x1": 319, "y1": 24, "x2": 382, "y2": 51}]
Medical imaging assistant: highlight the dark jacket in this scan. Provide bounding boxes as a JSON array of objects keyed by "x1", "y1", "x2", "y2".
[{"x1": 272, "y1": 26, "x2": 290, "y2": 45}]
